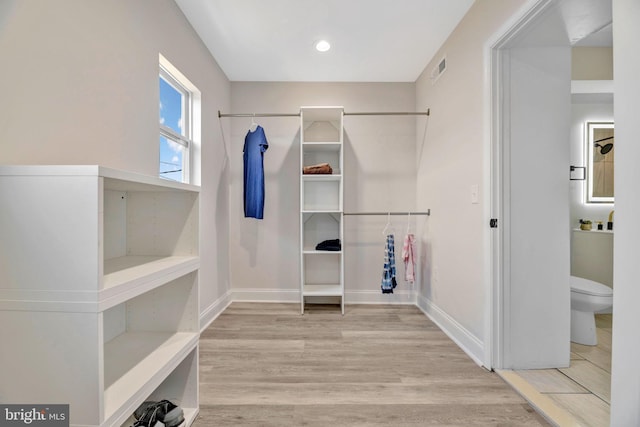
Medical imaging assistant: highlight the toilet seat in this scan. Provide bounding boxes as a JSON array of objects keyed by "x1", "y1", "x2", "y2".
[{"x1": 570, "y1": 276, "x2": 613, "y2": 297}]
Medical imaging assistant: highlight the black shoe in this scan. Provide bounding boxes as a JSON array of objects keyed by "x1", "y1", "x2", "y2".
[
  {"x1": 132, "y1": 402, "x2": 161, "y2": 427},
  {"x1": 133, "y1": 400, "x2": 184, "y2": 427},
  {"x1": 157, "y1": 400, "x2": 185, "y2": 427}
]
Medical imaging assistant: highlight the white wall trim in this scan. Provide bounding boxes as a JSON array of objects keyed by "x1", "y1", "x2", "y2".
[
  {"x1": 346, "y1": 289, "x2": 416, "y2": 305},
  {"x1": 229, "y1": 288, "x2": 417, "y2": 305},
  {"x1": 416, "y1": 293, "x2": 485, "y2": 367},
  {"x1": 231, "y1": 288, "x2": 300, "y2": 303},
  {"x1": 200, "y1": 289, "x2": 233, "y2": 332}
]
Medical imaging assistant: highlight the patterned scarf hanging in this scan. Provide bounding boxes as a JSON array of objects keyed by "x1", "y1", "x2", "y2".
[{"x1": 381, "y1": 234, "x2": 398, "y2": 294}]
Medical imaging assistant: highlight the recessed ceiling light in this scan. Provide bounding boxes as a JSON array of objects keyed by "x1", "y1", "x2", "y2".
[{"x1": 315, "y1": 40, "x2": 331, "y2": 52}]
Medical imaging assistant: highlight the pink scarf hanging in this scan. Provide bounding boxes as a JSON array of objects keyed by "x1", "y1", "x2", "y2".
[{"x1": 402, "y1": 233, "x2": 416, "y2": 284}]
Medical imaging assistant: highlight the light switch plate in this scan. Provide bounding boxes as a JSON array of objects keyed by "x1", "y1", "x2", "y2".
[{"x1": 471, "y1": 184, "x2": 479, "y2": 204}]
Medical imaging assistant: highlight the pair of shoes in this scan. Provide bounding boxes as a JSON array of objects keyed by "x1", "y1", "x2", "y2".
[{"x1": 133, "y1": 400, "x2": 185, "y2": 427}]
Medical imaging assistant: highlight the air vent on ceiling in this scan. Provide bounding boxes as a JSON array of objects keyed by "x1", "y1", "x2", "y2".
[{"x1": 430, "y1": 55, "x2": 447, "y2": 84}]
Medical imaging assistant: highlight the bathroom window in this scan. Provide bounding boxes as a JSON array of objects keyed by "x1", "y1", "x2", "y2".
[{"x1": 586, "y1": 121, "x2": 614, "y2": 203}]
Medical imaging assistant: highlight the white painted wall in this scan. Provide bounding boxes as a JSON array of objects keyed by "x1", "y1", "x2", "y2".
[
  {"x1": 610, "y1": 0, "x2": 640, "y2": 424},
  {"x1": 0, "y1": 0, "x2": 232, "y2": 325},
  {"x1": 414, "y1": 0, "x2": 527, "y2": 363},
  {"x1": 228, "y1": 82, "x2": 418, "y2": 303}
]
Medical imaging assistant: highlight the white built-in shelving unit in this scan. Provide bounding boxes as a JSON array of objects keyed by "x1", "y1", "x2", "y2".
[
  {"x1": 300, "y1": 107, "x2": 345, "y2": 314},
  {"x1": 0, "y1": 165, "x2": 200, "y2": 427}
]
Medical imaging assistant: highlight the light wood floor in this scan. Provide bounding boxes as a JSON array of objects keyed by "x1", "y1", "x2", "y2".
[
  {"x1": 193, "y1": 303, "x2": 549, "y2": 426},
  {"x1": 509, "y1": 314, "x2": 612, "y2": 427}
]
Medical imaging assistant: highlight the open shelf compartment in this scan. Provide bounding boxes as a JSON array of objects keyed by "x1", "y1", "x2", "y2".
[
  {"x1": 103, "y1": 271, "x2": 198, "y2": 425},
  {"x1": 302, "y1": 212, "x2": 341, "y2": 252},
  {"x1": 117, "y1": 347, "x2": 199, "y2": 427},
  {"x1": 301, "y1": 107, "x2": 343, "y2": 143},
  {"x1": 302, "y1": 142, "x2": 341, "y2": 176},
  {"x1": 302, "y1": 179, "x2": 342, "y2": 211},
  {"x1": 303, "y1": 253, "x2": 341, "y2": 287},
  {"x1": 101, "y1": 176, "x2": 199, "y2": 304}
]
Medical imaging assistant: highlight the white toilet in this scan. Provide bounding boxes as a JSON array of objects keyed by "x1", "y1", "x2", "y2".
[{"x1": 570, "y1": 276, "x2": 613, "y2": 346}]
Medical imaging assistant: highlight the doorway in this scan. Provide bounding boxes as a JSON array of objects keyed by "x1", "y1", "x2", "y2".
[{"x1": 488, "y1": 0, "x2": 614, "y2": 424}]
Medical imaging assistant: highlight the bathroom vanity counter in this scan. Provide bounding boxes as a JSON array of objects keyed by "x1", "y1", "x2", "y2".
[{"x1": 571, "y1": 228, "x2": 613, "y2": 288}]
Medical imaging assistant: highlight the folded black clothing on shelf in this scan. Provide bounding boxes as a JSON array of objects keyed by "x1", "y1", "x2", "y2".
[{"x1": 315, "y1": 239, "x2": 341, "y2": 251}]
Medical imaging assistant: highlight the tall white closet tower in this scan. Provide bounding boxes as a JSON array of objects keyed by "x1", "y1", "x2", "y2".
[{"x1": 299, "y1": 107, "x2": 345, "y2": 314}]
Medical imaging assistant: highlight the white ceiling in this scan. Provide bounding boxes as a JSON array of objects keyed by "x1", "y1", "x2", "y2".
[{"x1": 174, "y1": 0, "x2": 475, "y2": 82}]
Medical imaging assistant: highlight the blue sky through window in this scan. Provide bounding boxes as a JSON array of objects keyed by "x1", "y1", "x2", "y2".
[{"x1": 159, "y1": 76, "x2": 185, "y2": 182}]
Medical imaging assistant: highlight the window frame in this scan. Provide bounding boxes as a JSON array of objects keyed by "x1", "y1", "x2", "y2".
[{"x1": 158, "y1": 55, "x2": 200, "y2": 184}]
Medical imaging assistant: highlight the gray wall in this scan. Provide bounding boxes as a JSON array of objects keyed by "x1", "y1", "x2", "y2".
[
  {"x1": 228, "y1": 82, "x2": 418, "y2": 303},
  {"x1": 414, "y1": 0, "x2": 527, "y2": 363},
  {"x1": 0, "y1": 0, "x2": 232, "y2": 325}
]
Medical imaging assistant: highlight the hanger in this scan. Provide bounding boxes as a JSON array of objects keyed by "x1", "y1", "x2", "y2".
[
  {"x1": 249, "y1": 113, "x2": 258, "y2": 132},
  {"x1": 406, "y1": 212, "x2": 411, "y2": 235},
  {"x1": 382, "y1": 212, "x2": 391, "y2": 236}
]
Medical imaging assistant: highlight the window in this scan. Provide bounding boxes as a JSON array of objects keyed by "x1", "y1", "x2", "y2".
[{"x1": 158, "y1": 55, "x2": 200, "y2": 184}]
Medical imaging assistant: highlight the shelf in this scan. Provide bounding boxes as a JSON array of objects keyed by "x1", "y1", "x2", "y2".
[
  {"x1": 302, "y1": 174, "x2": 342, "y2": 181},
  {"x1": 303, "y1": 249, "x2": 343, "y2": 254},
  {"x1": 302, "y1": 142, "x2": 342, "y2": 150},
  {"x1": 103, "y1": 331, "x2": 198, "y2": 425},
  {"x1": 303, "y1": 283, "x2": 343, "y2": 297},
  {"x1": 101, "y1": 256, "x2": 199, "y2": 309},
  {"x1": 302, "y1": 210, "x2": 342, "y2": 214},
  {"x1": 0, "y1": 165, "x2": 200, "y2": 192}
]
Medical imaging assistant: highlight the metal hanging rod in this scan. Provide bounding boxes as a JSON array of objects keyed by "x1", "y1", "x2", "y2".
[
  {"x1": 217, "y1": 109, "x2": 430, "y2": 118},
  {"x1": 218, "y1": 111, "x2": 299, "y2": 118},
  {"x1": 344, "y1": 210, "x2": 430, "y2": 216},
  {"x1": 345, "y1": 110, "x2": 430, "y2": 116}
]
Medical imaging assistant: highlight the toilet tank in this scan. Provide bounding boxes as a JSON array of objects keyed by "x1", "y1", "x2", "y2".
[{"x1": 570, "y1": 276, "x2": 613, "y2": 296}]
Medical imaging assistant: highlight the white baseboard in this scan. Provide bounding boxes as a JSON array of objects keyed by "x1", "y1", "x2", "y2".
[
  {"x1": 228, "y1": 288, "x2": 417, "y2": 305},
  {"x1": 416, "y1": 293, "x2": 485, "y2": 367},
  {"x1": 230, "y1": 288, "x2": 300, "y2": 303},
  {"x1": 199, "y1": 289, "x2": 232, "y2": 332},
  {"x1": 345, "y1": 289, "x2": 416, "y2": 305}
]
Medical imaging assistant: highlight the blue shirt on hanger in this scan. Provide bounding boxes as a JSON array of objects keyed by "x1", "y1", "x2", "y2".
[{"x1": 243, "y1": 125, "x2": 269, "y2": 219}]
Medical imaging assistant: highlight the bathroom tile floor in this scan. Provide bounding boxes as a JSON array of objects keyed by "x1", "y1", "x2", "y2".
[{"x1": 499, "y1": 314, "x2": 612, "y2": 427}]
